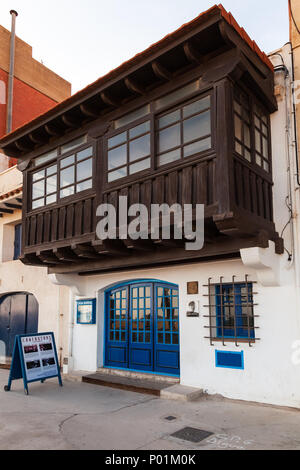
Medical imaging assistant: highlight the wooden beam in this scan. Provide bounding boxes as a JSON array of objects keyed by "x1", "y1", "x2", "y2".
[
  {"x1": 37, "y1": 251, "x2": 65, "y2": 265},
  {"x1": 0, "y1": 207, "x2": 14, "y2": 214},
  {"x1": 15, "y1": 140, "x2": 31, "y2": 152},
  {"x1": 124, "y1": 77, "x2": 145, "y2": 95},
  {"x1": 53, "y1": 247, "x2": 79, "y2": 263},
  {"x1": 4, "y1": 202, "x2": 22, "y2": 210},
  {"x1": 100, "y1": 91, "x2": 119, "y2": 107},
  {"x1": 20, "y1": 253, "x2": 50, "y2": 267},
  {"x1": 151, "y1": 61, "x2": 172, "y2": 81},
  {"x1": 79, "y1": 104, "x2": 100, "y2": 119},
  {"x1": 71, "y1": 243, "x2": 101, "y2": 259},
  {"x1": 92, "y1": 239, "x2": 128, "y2": 256},
  {"x1": 123, "y1": 239, "x2": 154, "y2": 251},
  {"x1": 28, "y1": 132, "x2": 45, "y2": 145},
  {"x1": 183, "y1": 41, "x2": 203, "y2": 64}
]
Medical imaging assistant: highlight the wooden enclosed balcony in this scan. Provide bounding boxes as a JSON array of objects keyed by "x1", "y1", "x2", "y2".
[{"x1": 0, "y1": 5, "x2": 283, "y2": 275}]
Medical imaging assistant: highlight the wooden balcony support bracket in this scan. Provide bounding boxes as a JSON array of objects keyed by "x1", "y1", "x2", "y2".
[
  {"x1": 20, "y1": 253, "x2": 51, "y2": 267},
  {"x1": 151, "y1": 61, "x2": 172, "y2": 81},
  {"x1": 92, "y1": 239, "x2": 128, "y2": 256},
  {"x1": 37, "y1": 250, "x2": 67, "y2": 265},
  {"x1": 61, "y1": 114, "x2": 80, "y2": 129},
  {"x1": 100, "y1": 91, "x2": 120, "y2": 108},
  {"x1": 71, "y1": 243, "x2": 101, "y2": 259},
  {"x1": 44, "y1": 123, "x2": 62, "y2": 137},
  {"x1": 53, "y1": 247, "x2": 80, "y2": 263},
  {"x1": 79, "y1": 103, "x2": 100, "y2": 119},
  {"x1": 124, "y1": 77, "x2": 145, "y2": 95},
  {"x1": 28, "y1": 132, "x2": 46, "y2": 145},
  {"x1": 123, "y1": 239, "x2": 155, "y2": 251},
  {"x1": 183, "y1": 41, "x2": 203, "y2": 65}
]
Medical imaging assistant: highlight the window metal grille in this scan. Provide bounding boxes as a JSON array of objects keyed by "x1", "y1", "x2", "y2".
[{"x1": 203, "y1": 275, "x2": 259, "y2": 347}]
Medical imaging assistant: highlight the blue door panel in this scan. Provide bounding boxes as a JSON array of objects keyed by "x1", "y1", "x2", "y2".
[{"x1": 105, "y1": 281, "x2": 180, "y2": 376}]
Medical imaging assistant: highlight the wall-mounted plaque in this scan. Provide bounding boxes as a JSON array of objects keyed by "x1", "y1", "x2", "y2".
[
  {"x1": 186, "y1": 301, "x2": 200, "y2": 317},
  {"x1": 77, "y1": 299, "x2": 96, "y2": 324},
  {"x1": 187, "y1": 282, "x2": 199, "y2": 295}
]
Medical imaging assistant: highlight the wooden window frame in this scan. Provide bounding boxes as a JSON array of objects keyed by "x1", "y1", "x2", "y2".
[
  {"x1": 29, "y1": 139, "x2": 96, "y2": 214},
  {"x1": 104, "y1": 89, "x2": 214, "y2": 188}
]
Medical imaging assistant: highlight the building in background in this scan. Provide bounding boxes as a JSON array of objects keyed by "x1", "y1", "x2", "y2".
[{"x1": 0, "y1": 12, "x2": 71, "y2": 364}]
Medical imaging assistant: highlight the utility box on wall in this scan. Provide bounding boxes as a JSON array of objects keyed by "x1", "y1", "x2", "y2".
[{"x1": 76, "y1": 299, "x2": 96, "y2": 325}]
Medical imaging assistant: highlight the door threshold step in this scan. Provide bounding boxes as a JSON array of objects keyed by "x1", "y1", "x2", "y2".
[
  {"x1": 98, "y1": 367, "x2": 180, "y2": 383},
  {"x1": 82, "y1": 372, "x2": 177, "y2": 397}
]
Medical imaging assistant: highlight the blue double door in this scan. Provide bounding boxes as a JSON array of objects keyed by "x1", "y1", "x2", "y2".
[{"x1": 105, "y1": 281, "x2": 180, "y2": 376}]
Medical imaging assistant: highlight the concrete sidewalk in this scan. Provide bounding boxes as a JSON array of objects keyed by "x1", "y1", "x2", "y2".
[{"x1": 0, "y1": 369, "x2": 300, "y2": 450}]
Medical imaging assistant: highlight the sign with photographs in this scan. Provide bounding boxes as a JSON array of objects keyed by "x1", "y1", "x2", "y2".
[
  {"x1": 4, "y1": 332, "x2": 62, "y2": 395},
  {"x1": 77, "y1": 299, "x2": 96, "y2": 324}
]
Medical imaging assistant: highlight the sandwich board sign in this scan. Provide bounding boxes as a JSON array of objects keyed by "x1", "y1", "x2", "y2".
[{"x1": 4, "y1": 332, "x2": 63, "y2": 395}]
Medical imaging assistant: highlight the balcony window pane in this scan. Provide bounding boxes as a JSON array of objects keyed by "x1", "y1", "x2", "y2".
[
  {"x1": 154, "y1": 80, "x2": 200, "y2": 111},
  {"x1": 255, "y1": 130, "x2": 261, "y2": 153},
  {"x1": 235, "y1": 141, "x2": 242, "y2": 155},
  {"x1": 32, "y1": 198, "x2": 44, "y2": 210},
  {"x1": 61, "y1": 136, "x2": 87, "y2": 154},
  {"x1": 129, "y1": 158, "x2": 151, "y2": 175},
  {"x1": 46, "y1": 194, "x2": 57, "y2": 205},
  {"x1": 184, "y1": 137, "x2": 211, "y2": 158},
  {"x1": 77, "y1": 146, "x2": 93, "y2": 161},
  {"x1": 108, "y1": 144, "x2": 127, "y2": 170},
  {"x1": 159, "y1": 123, "x2": 180, "y2": 153},
  {"x1": 159, "y1": 110, "x2": 181, "y2": 129},
  {"x1": 244, "y1": 125, "x2": 250, "y2": 147},
  {"x1": 108, "y1": 167, "x2": 127, "y2": 182},
  {"x1": 129, "y1": 121, "x2": 150, "y2": 139},
  {"x1": 60, "y1": 166, "x2": 75, "y2": 188},
  {"x1": 129, "y1": 134, "x2": 150, "y2": 162},
  {"x1": 33, "y1": 170, "x2": 45, "y2": 182},
  {"x1": 234, "y1": 101, "x2": 241, "y2": 115},
  {"x1": 77, "y1": 159, "x2": 93, "y2": 181},
  {"x1": 77, "y1": 179, "x2": 92, "y2": 192},
  {"x1": 108, "y1": 132, "x2": 127, "y2": 149},
  {"x1": 34, "y1": 149, "x2": 58, "y2": 167},
  {"x1": 115, "y1": 105, "x2": 150, "y2": 129},
  {"x1": 158, "y1": 149, "x2": 181, "y2": 167},
  {"x1": 46, "y1": 176, "x2": 57, "y2": 195},
  {"x1": 183, "y1": 110, "x2": 210, "y2": 143},
  {"x1": 234, "y1": 116, "x2": 242, "y2": 141},
  {"x1": 183, "y1": 96, "x2": 210, "y2": 118},
  {"x1": 60, "y1": 186, "x2": 75, "y2": 198},
  {"x1": 46, "y1": 165, "x2": 57, "y2": 176},
  {"x1": 262, "y1": 137, "x2": 268, "y2": 158},
  {"x1": 32, "y1": 181, "x2": 45, "y2": 200},
  {"x1": 61, "y1": 155, "x2": 75, "y2": 168}
]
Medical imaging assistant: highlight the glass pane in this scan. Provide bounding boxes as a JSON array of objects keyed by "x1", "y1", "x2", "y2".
[
  {"x1": 244, "y1": 125, "x2": 250, "y2": 147},
  {"x1": 234, "y1": 101, "x2": 241, "y2": 115},
  {"x1": 155, "y1": 80, "x2": 199, "y2": 110},
  {"x1": 47, "y1": 165, "x2": 57, "y2": 176},
  {"x1": 159, "y1": 123, "x2": 180, "y2": 153},
  {"x1": 76, "y1": 179, "x2": 92, "y2": 192},
  {"x1": 60, "y1": 186, "x2": 75, "y2": 198},
  {"x1": 33, "y1": 170, "x2": 45, "y2": 182},
  {"x1": 129, "y1": 121, "x2": 150, "y2": 139},
  {"x1": 158, "y1": 149, "x2": 181, "y2": 166},
  {"x1": 235, "y1": 141, "x2": 242, "y2": 155},
  {"x1": 77, "y1": 147, "x2": 93, "y2": 161},
  {"x1": 263, "y1": 160, "x2": 270, "y2": 172},
  {"x1": 245, "y1": 149, "x2": 251, "y2": 162},
  {"x1": 183, "y1": 110, "x2": 210, "y2": 143},
  {"x1": 32, "y1": 198, "x2": 44, "y2": 210},
  {"x1": 256, "y1": 153, "x2": 261, "y2": 166},
  {"x1": 183, "y1": 96, "x2": 210, "y2": 118},
  {"x1": 61, "y1": 136, "x2": 87, "y2": 154},
  {"x1": 262, "y1": 137, "x2": 268, "y2": 158},
  {"x1": 129, "y1": 134, "x2": 150, "y2": 162},
  {"x1": 108, "y1": 132, "x2": 127, "y2": 149},
  {"x1": 159, "y1": 110, "x2": 181, "y2": 129},
  {"x1": 115, "y1": 105, "x2": 150, "y2": 129},
  {"x1": 46, "y1": 175, "x2": 57, "y2": 195},
  {"x1": 60, "y1": 166, "x2": 75, "y2": 188},
  {"x1": 34, "y1": 149, "x2": 58, "y2": 167},
  {"x1": 46, "y1": 194, "x2": 57, "y2": 205},
  {"x1": 77, "y1": 158, "x2": 93, "y2": 181},
  {"x1": 255, "y1": 131, "x2": 261, "y2": 153},
  {"x1": 108, "y1": 167, "x2": 127, "y2": 182},
  {"x1": 32, "y1": 180, "x2": 45, "y2": 200},
  {"x1": 61, "y1": 155, "x2": 75, "y2": 169},
  {"x1": 129, "y1": 158, "x2": 151, "y2": 175},
  {"x1": 184, "y1": 137, "x2": 211, "y2": 157},
  {"x1": 108, "y1": 144, "x2": 127, "y2": 170},
  {"x1": 234, "y1": 115, "x2": 242, "y2": 141}
]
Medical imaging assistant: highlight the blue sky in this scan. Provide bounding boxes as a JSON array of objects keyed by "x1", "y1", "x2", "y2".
[{"x1": 0, "y1": 0, "x2": 289, "y2": 93}]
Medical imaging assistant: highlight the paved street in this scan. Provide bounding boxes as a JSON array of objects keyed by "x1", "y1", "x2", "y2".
[{"x1": 0, "y1": 369, "x2": 300, "y2": 450}]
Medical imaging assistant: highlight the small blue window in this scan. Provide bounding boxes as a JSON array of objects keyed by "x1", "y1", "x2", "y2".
[
  {"x1": 216, "y1": 350, "x2": 244, "y2": 370},
  {"x1": 13, "y1": 224, "x2": 22, "y2": 260},
  {"x1": 215, "y1": 283, "x2": 255, "y2": 340}
]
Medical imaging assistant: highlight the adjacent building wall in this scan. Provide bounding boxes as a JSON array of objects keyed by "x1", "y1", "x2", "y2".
[{"x1": 290, "y1": 0, "x2": 300, "y2": 166}]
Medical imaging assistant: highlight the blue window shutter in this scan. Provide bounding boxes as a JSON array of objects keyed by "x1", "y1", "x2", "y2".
[{"x1": 14, "y1": 224, "x2": 22, "y2": 260}]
